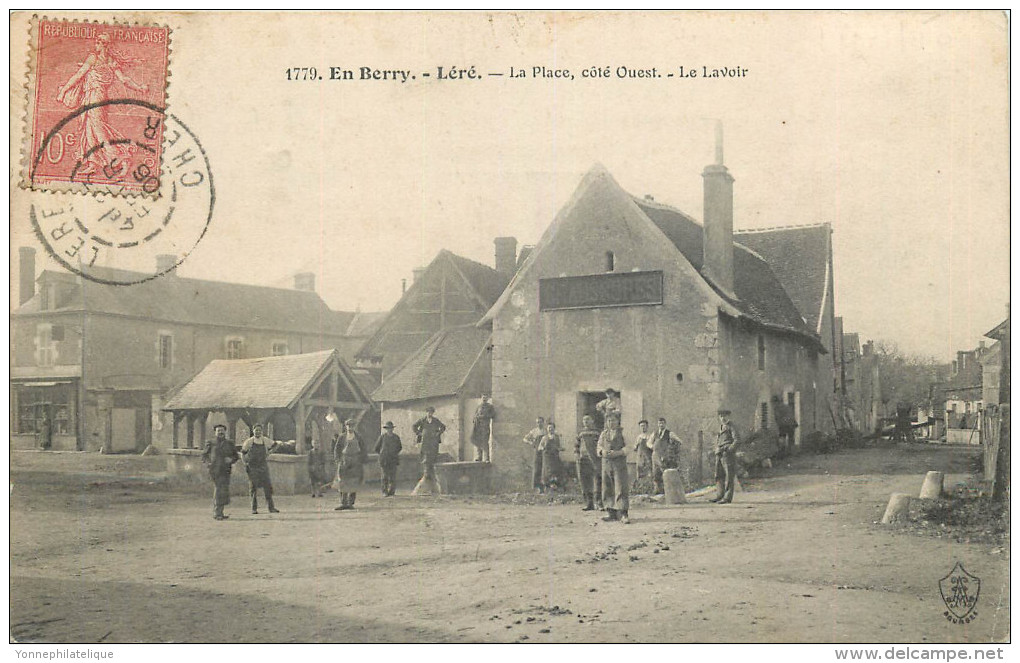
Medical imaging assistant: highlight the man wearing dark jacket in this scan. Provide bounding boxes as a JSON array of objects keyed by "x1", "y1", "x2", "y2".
[
  {"x1": 413, "y1": 407, "x2": 446, "y2": 482},
  {"x1": 470, "y1": 395, "x2": 496, "y2": 462},
  {"x1": 202, "y1": 424, "x2": 238, "y2": 520},
  {"x1": 375, "y1": 421, "x2": 402, "y2": 496}
]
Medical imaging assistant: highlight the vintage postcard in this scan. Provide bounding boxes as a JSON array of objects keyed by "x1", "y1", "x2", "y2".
[{"x1": 7, "y1": 10, "x2": 1010, "y2": 653}]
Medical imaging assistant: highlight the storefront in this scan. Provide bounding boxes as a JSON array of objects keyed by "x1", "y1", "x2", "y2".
[{"x1": 11, "y1": 366, "x2": 82, "y2": 450}]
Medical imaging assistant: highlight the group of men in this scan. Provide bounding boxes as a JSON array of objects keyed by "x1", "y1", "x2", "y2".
[{"x1": 200, "y1": 388, "x2": 741, "y2": 520}]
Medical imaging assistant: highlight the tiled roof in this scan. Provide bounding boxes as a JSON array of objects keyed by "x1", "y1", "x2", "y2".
[
  {"x1": 344, "y1": 311, "x2": 388, "y2": 337},
  {"x1": 635, "y1": 200, "x2": 815, "y2": 340},
  {"x1": 734, "y1": 224, "x2": 831, "y2": 332},
  {"x1": 372, "y1": 325, "x2": 492, "y2": 403},
  {"x1": 356, "y1": 250, "x2": 509, "y2": 360},
  {"x1": 15, "y1": 268, "x2": 353, "y2": 336},
  {"x1": 164, "y1": 349, "x2": 366, "y2": 410}
]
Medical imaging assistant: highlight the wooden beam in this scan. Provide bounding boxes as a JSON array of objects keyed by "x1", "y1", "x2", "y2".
[
  {"x1": 303, "y1": 399, "x2": 367, "y2": 409},
  {"x1": 294, "y1": 402, "x2": 307, "y2": 454},
  {"x1": 186, "y1": 415, "x2": 195, "y2": 449},
  {"x1": 172, "y1": 412, "x2": 181, "y2": 449}
]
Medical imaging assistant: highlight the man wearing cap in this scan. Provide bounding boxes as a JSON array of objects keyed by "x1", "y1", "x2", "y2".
[
  {"x1": 413, "y1": 406, "x2": 446, "y2": 483},
  {"x1": 333, "y1": 418, "x2": 367, "y2": 510},
  {"x1": 470, "y1": 394, "x2": 496, "y2": 463},
  {"x1": 650, "y1": 417, "x2": 684, "y2": 495},
  {"x1": 375, "y1": 421, "x2": 403, "y2": 496},
  {"x1": 596, "y1": 388, "x2": 622, "y2": 429},
  {"x1": 575, "y1": 414, "x2": 603, "y2": 511},
  {"x1": 711, "y1": 409, "x2": 738, "y2": 504},
  {"x1": 598, "y1": 413, "x2": 630, "y2": 524},
  {"x1": 202, "y1": 423, "x2": 238, "y2": 520},
  {"x1": 241, "y1": 424, "x2": 280, "y2": 514}
]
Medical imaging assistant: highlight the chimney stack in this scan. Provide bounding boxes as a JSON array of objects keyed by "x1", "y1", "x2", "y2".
[
  {"x1": 156, "y1": 254, "x2": 178, "y2": 274},
  {"x1": 294, "y1": 272, "x2": 316, "y2": 292},
  {"x1": 19, "y1": 247, "x2": 36, "y2": 305},
  {"x1": 701, "y1": 120, "x2": 735, "y2": 299},
  {"x1": 494, "y1": 237, "x2": 518, "y2": 276},
  {"x1": 401, "y1": 278, "x2": 407, "y2": 294}
]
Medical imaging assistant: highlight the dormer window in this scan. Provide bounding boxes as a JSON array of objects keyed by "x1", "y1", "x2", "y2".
[{"x1": 605, "y1": 251, "x2": 615, "y2": 273}]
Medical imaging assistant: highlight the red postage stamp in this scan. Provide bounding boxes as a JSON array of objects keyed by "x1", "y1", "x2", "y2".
[{"x1": 22, "y1": 18, "x2": 171, "y2": 196}]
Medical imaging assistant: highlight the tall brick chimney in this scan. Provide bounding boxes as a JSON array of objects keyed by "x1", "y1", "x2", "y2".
[
  {"x1": 294, "y1": 272, "x2": 316, "y2": 292},
  {"x1": 19, "y1": 247, "x2": 36, "y2": 305},
  {"x1": 494, "y1": 237, "x2": 518, "y2": 276},
  {"x1": 156, "y1": 254, "x2": 177, "y2": 274},
  {"x1": 701, "y1": 120, "x2": 736, "y2": 299}
]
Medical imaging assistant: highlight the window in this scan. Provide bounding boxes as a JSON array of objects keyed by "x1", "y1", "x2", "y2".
[
  {"x1": 605, "y1": 251, "x2": 615, "y2": 272},
  {"x1": 35, "y1": 324, "x2": 56, "y2": 367},
  {"x1": 158, "y1": 333, "x2": 173, "y2": 369},
  {"x1": 15, "y1": 384, "x2": 72, "y2": 435},
  {"x1": 271, "y1": 341, "x2": 289, "y2": 357},
  {"x1": 757, "y1": 334, "x2": 766, "y2": 371},
  {"x1": 760, "y1": 401, "x2": 770, "y2": 430},
  {"x1": 225, "y1": 337, "x2": 244, "y2": 360}
]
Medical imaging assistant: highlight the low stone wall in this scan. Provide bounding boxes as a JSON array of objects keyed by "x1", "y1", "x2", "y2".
[
  {"x1": 436, "y1": 461, "x2": 492, "y2": 494},
  {"x1": 11, "y1": 433, "x2": 78, "y2": 451}
]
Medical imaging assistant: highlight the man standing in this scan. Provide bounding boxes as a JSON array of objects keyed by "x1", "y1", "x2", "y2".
[
  {"x1": 333, "y1": 419, "x2": 367, "y2": 510},
  {"x1": 307, "y1": 436, "x2": 330, "y2": 498},
  {"x1": 632, "y1": 419, "x2": 654, "y2": 490},
  {"x1": 711, "y1": 409, "x2": 738, "y2": 504},
  {"x1": 523, "y1": 416, "x2": 546, "y2": 493},
  {"x1": 241, "y1": 424, "x2": 279, "y2": 514},
  {"x1": 202, "y1": 423, "x2": 238, "y2": 520},
  {"x1": 413, "y1": 406, "x2": 446, "y2": 484},
  {"x1": 596, "y1": 388, "x2": 622, "y2": 428},
  {"x1": 650, "y1": 417, "x2": 684, "y2": 495},
  {"x1": 470, "y1": 395, "x2": 496, "y2": 463},
  {"x1": 538, "y1": 421, "x2": 563, "y2": 492},
  {"x1": 598, "y1": 413, "x2": 630, "y2": 524},
  {"x1": 575, "y1": 414, "x2": 603, "y2": 511},
  {"x1": 375, "y1": 421, "x2": 402, "y2": 497}
]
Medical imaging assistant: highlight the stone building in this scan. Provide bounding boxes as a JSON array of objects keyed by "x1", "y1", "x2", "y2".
[
  {"x1": 480, "y1": 157, "x2": 838, "y2": 488},
  {"x1": 10, "y1": 250, "x2": 377, "y2": 452}
]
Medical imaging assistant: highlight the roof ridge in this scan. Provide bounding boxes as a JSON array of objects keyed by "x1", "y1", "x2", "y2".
[
  {"x1": 735, "y1": 222, "x2": 831, "y2": 234},
  {"x1": 631, "y1": 195, "x2": 768, "y2": 264},
  {"x1": 45, "y1": 267, "x2": 335, "y2": 299}
]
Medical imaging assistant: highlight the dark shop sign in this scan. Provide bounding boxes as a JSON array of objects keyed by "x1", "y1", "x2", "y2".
[{"x1": 539, "y1": 271, "x2": 664, "y2": 311}]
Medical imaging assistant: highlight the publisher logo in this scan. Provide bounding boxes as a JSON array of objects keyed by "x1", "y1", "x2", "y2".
[{"x1": 939, "y1": 562, "x2": 980, "y2": 624}]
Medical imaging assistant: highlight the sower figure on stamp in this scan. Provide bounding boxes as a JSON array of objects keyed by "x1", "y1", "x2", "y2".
[
  {"x1": 375, "y1": 421, "x2": 402, "y2": 497},
  {"x1": 333, "y1": 419, "x2": 367, "y2": 510},
  {"x1": 651, "y1": 417, "x2": 684, "y2": 495},
  {"x1": 202, "y1": 423, "x2": 238, "y2": 521},
  {"x1": 575, "y1": 414, "x2": 603, "y2": 511},
  {"x1": 538, "y1": 421, "x2": 563, "y2": 492},
  {"x1": 598, "y1": 413, "x2": 630, "y2": 524},
  {"x1": 711, "y1": 409, "x2": 738, "y2": 504},
  {"x1": 241, "y1": 424, "x2": 279, "y2": 514},
  {"x1": 413, "y1": 407, "x2": 446, "y2": 491},
  {"x1": 307, "y1": 436, "x2": 330, "y2": 498},
  {"x1": 633, "y1": 419, "x2": 653, "y2": 491},
  {"x1": 523, "y1": 416, "x2": 546, "y2": 493},
  {"x1": 470, "y1": 394, "x2": 496, "y2": 463}
]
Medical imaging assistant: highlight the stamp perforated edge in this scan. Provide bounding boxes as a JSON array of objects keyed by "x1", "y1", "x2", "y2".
[{"x1": 18, "y1": 14, "x2": 174, "y2": 199}]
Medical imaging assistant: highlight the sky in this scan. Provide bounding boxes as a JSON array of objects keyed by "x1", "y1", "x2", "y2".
[{"x1": 10, "y1": 11, "x2": 1010, "y2": 361}]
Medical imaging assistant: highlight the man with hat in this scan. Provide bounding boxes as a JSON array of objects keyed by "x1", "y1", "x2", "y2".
[
  {"x1": 412, "y1": 406, "x2": 446, "y2": 484},
  {"x1": 596, "y1": 388, "x2": 622, "y2": 429},
  {"x1": 241, "y1": 424, "x2": 280, "y2": 514},
  {"x1": 374, "y1": 421, "x2": 403, "y2": 496},
  {"x1": 202, "y1": 423, "x2": 238, "y2": 520},
  {"x1": 333, "y1": 418, "x2": 367, "y2": 510},
  {"x1": 470, "y1": 394, "x2": 496, "y2": 463},
  {"x1": 711, "y1": 408, "x2": 738, "y2": 504}
]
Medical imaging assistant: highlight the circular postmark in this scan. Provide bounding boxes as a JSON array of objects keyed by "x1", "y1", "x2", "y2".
[{"x1": 28, "y1": 100, "x2": 214, "y2": 286}]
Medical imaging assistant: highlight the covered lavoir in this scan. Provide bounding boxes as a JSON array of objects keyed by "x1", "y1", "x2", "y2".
[{"x1": 482, "y1": 138, "x2": 837, "y2": 489}]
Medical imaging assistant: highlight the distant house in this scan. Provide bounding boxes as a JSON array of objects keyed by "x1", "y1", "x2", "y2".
[
  {"x1": 11, "y1": 249, "x2": 363, "y2": 452},
  {"x1": 355, "y1": 246, "x2": 513, "y2": 377},
  {"x1": 942, "y1": 345, "x2": 989, "y2": 445},
  {"x1": 371, "y1": 325, "x2": 493, "y2": 461},
  {"x1": 983, "y1": 311, "x2": 1010, "y2": 407}
]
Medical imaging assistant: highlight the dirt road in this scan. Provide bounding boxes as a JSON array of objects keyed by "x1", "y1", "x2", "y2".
[{"x1": 9, "y1": 444, "x2": 1009, "y2": 643}]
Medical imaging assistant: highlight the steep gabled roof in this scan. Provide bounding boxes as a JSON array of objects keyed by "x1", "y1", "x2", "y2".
[
  {"x1": 985, "y1": 314, "x2": 1010, "y2": 341},
  {"x1": 164, "y1": 349, "x2": 370, "y2": 411},
  {"x1": 372, "y1": 325, "x2": 492, "y2": 403},
  {"x1": 15, "y1": 267, "x2": 354, "y2": 335},
  {"x1": 734, "y1": 224, "x2": 832, "y2": 332},
  {"x1": 356, "y1": 250, "x2": 509, "y2": 360},
  {"x1": 635, "y1": 200, "x2": 814, "y2": 338}
]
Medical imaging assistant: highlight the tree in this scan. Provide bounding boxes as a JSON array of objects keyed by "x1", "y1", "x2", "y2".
[{"x1": 872, "y1": 341, "x2": 949, "y2": 409}]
